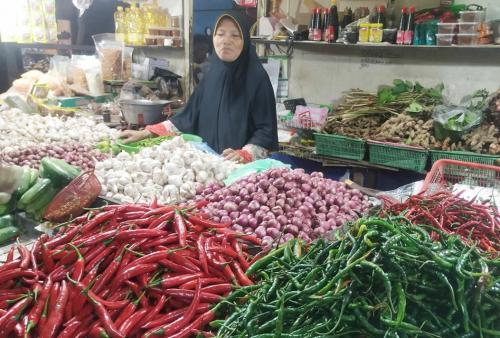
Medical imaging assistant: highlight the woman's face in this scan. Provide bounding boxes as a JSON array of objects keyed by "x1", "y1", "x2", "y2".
[{"x1": 213, "y1": 18, "x2": 244, "y2": 63}]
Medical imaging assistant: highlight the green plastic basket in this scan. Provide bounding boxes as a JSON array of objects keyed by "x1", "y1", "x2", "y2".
[
  {"x1": 368, "y1": 141, "x2": 429, "y2": 172},
  {"x1": 314, "y1": 133, "x2": 366, "y2": 160},
  {"x1": 430, "y1": 150, "x2": 499, "y2": 166}
]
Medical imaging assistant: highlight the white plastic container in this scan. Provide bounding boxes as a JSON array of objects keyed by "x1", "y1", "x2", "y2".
[
  {"x1": 437, "y1": 23, "x2": 458, "y2": 34},
  {"x1": 459, "y1": 10, "x2": 486, "y2": 23},
  {"x1": 436, "y1": 33, "x2": 456, "y2": 46},
  {"x1": 458, "y1": 22, "x2": 480, "y2": 34}
]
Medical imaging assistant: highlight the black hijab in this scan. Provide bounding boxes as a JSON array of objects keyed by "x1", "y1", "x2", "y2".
[{"x1": 171, "y1": 12, "x2": 278, "y2": 154}]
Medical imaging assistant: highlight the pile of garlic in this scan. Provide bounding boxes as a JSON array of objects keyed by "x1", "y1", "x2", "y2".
[
  {"x1": 0, "y1": 108, "x2": 118, "y2": 153},
  {"x1": 95, "y1": 137, "x2": 239, "y2": 204}
]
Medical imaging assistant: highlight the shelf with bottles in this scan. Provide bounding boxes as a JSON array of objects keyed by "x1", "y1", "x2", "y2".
[
  {"x1": 114, "y1": 1, "x2": 183, "y2": 49},
  {"x1": 251, "y1": 37, "x2": 500, "y2": 49}
]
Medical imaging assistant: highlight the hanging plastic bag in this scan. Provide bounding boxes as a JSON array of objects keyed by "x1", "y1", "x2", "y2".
[
  {"x1": 72, "y1": 0, "x2": 93, "y2": 16},
  {"x1": 224, "y1": 159, "x2": 290, "y2": 186}
]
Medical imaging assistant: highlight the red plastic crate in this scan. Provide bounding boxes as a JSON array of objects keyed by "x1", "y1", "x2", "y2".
[{"x1": 421, "y1": 159, "x2": 500, "y2": 194}]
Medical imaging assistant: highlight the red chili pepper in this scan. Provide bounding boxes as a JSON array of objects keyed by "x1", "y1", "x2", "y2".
[
  {"x1": 113, "y1": 264, "x2": 158, "y2": 288},
  {"x1": 72, "y1": 262, "x2": 101, "y2": 315},
  {"x1": 6, "y1": 246, "x2": 15, "y2": 262},
  {"x1": 68, "y1": 244, "x2": 85, "y2": 282},
  {"x1": 231, "y1": 261, "x2": 254, "y2": 286},
  {"x1": 92, "y1": 245, "x2": 126, "y2": 294},
  {"x1": 14, "y1": 314, "x2": 28, "y2": 337},
  {"x1": 89, "y1": 325, "x2": 111, "y2": 338},
  {"x1": 135, "y1": 295, "x2": 167, "y2": 333},
  {"x1": 167, "y1": 310, "x2": 215, "y2": 338},
  {"x1": 123, "y1": 251, "x2": 169, "y2": 271},
  {"x1": 140, "y1": 234, "x2": 179, "y2": 249},
  {"x1": 209, "y1": 245, "x2": 239, "y2": 259},
  {"x1": 143, "y1": 206, "x2": 175, "y2": 218},
  {"x1": 40, "y1": 244, "x2": 55, "y2": 274},
  {"x1": 141, "y1": 303, "x2": 211, "y2": 329},
  {"x1": 0, "y1": 296, "x2": 32, "y2": 336},
  {"x1": 18, "y1": 244, "x2": 31, "y2": 269},
  {"x1": 85, "y1": 245, "x2": 116, "y2": 274},
  {"x1": 73, "y1": 230, "x2": 117, "y2": 248},
  {"x1": 169, "y1": 251, "x2": 201, "y2": 272},
  {"x1": 0, "y1": 268, "x2": 37, "y2": 284},
  {"x1": 214, "y1": 228, "x2": 262, "y2": 245},
  {"x1": 114, "y1": 300, "x2": 137, "y2": 328},
  {"x1": 56, "y1": 319, "x2": 81, "y2": 338},
  {"x1": 196, "y1": 235, "x2": 209, "y2": 275},
  {"x1": 91, "y1": 296, "x2": 125, "y2": 338},
  {"x1": 45, "y1": 226, "x2": 80, "y2": 250},
  {"x1": 174, "y1": 210, "x2": 188, "y2": 246},
  {"x1": 30, "y1": 239, "x2": 41, "y2": 273},
  {"x1": 147, "y1": 211, "x2": 176, "y2": 230},
  {"x1": 0, "y1": 259, "x2": 21, "y2": 273},
  {"x1": 202, "y1": 283, "x2": 233, "y2": 295},
  {"x1": 145, "y1": 278, "x2": 202, "y2": 337},
  {"x1": 115, "y1": 229, "x2": 169, "y2": 241},
  {"x1": 41, "y1": 280, "x2": 69, "y2": 338},
  {"x1": 188, "y1": 215, "x2": 229, "y2": 229},
  {"x1": 119, "y1": 308, "x2": 148, "y2": 336},
  {"x1": 232, "y1": 240, "x2": 250, "y2": 270},
  {"x1": 163, "y1": 288, "x2": 221, "y2": 303},
  {"x1": 159, "y1": 273, "x2": 204, "y2": 288},
  {"x1": 26, "y1": 275, "x2": 53, "y2": 334},
  {"x1": 159, "y1": 259, "x2": 198, "y2": 275}
]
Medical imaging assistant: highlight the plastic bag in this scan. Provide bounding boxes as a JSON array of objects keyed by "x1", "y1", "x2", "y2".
[
  {"x1": 93, "y1": 34, "x2": 123, "y2": 81},
  {"x1": 292, "y1": 105, "x2": 329, "y2": 131},
  {"x1": 433, "y1": 90, "x2": 489, "y2": 142},
  {"x1": 72, "y1": 0, "x2": 93, "y2": 16},
  {"x1": 376, "y1": 181, "x2": 423, "y2": 204},
  {"x1": 224, "y1": 159, "x2": 290, "y2": 186}
]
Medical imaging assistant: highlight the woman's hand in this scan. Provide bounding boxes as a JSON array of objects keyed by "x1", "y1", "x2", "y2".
[
  {"x1": 119, "y1": 129, "x2": 152, "y2": 144},
  {"x1": 222, "y1": 149, "x2": 252, "y2": 163}
]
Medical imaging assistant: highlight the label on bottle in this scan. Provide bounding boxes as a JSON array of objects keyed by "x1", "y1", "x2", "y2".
[
  {"x1": 403, "y1": 30, "x2": 413, "y2": 45},
  {"x1": 324, "y1": 26, "x2": 334, "y2": 42},
  {"x1": 396, "y1": 30, "x2": 405, "y2": 44},
  {"x1": 313, "y1": 29, "x2": 322, "y2": 41}
]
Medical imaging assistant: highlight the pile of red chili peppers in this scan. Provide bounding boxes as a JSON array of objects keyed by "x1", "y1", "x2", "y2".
[
  {"x1": 383, "y1": 191, "x2": 500, "y2": 254},
  {"x1": 0, "y1": 200, "x2": 260, "y2": 337}
]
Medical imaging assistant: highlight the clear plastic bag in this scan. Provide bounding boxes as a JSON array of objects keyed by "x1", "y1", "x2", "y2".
[
  {"x1": 376, "y1": 181, "x2": 424, "y2": 204},
  {"x1": 93, "y1": 34, "x2": 123, "y2": 81}
]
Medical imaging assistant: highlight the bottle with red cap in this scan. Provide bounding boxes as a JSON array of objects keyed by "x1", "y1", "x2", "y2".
[
  {"x1": 396, "y1": 6, "x2": 408, "y2": 45},
  {"x1": 376, "y1": 5, "x2": 386, "y2": 26},
  {"x1": 313, "y1": 8, "x2": 323, "y2": 41},
  {"x1": 322, "y1": 8, "x2": 330, "y2": 41},
  {"x1": 309, "y1": 9, "x2": 315, "y2": 40},
  {"x1": 330, "y1": 0, "x2": 340, "y2": 42},
  {"x1": 403, "y1": 5, "x2": 416, "y2": 45}
]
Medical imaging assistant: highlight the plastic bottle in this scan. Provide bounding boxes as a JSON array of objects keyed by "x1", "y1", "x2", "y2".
[
  {"x1": 396, "y1": 6, "x2": 408, "y2": 45},
  {"x1": 330, "y1": 0, "x2": 340, "y2": 42},
  {"x1": 403, "y1": 5, "x2": 416, "y2": 45},
  {"x1": 129, "y1": 4, "x2": 141, "y2": 45},
  {"x1": 114, "y1": 6, "x2": 125, "y2": 42},
  {"x1": 376, "y1": 5, "x2": 386, "y2": 27}
]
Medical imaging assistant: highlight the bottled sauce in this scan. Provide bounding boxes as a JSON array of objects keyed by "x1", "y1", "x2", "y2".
[
  {"x1": 376, "y1": 5, "x2": 386, "y2": 26},
  {"x1": 341, "y1": 7, "x2": 353, "y2": 29},
  {"x1": 330, "y1": 0, "x2": 340, "y2": 42},
  {"x1": 403, "y1": 5, "x2": 416, "y2": 45},
  {"x1": 396, "y1": 6, "x2": 408, "y2": 45},
  {"x1": 312, "y1": 8, "x2": 322, "y2": 41},
  {"x1": 386, "y1": 0, "x2": 397, "y2": 29},
  {"x1": 308, "y1": 9, "x2": 314, "y2": 40},
  {"x1": 322, "y1": 8, "x2": 329, "y2": 41}
]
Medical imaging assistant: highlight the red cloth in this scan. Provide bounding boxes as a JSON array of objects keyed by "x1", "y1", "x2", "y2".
[{"x1": 238, "y1": 149, "x2": 253, "y2": 163}]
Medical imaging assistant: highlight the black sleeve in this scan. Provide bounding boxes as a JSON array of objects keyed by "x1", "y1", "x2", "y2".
[
  {"x1": 170, "y1": 80, "x2": 204, "y2": 135},
  {"x1": 247, "y1": 78, "x2": 279, "y2": 151}
]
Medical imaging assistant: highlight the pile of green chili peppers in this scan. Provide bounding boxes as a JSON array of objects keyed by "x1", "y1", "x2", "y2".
[{"x1": 212, "y1": 216, "x2": 500, "y2": 338}]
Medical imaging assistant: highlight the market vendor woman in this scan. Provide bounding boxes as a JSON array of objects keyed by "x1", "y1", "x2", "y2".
[{"x1": 120, "y1": 13, "x2": 279, "y2": 163}]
